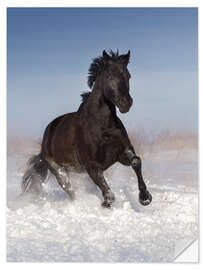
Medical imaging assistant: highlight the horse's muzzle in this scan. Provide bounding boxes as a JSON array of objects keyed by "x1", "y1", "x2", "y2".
[{"x1": 118, "y1": 95, "x2": 133, "y2": 113}]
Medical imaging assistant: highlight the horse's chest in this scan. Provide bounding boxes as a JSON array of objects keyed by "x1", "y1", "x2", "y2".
[
  {"x1": 95, "y1": 131, "x2": 124, "y2": 164},
  {"x1": 77, "y1": 124, "x2": 127, "y2": 170}
]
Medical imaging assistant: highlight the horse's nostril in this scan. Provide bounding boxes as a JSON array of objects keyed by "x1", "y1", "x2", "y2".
[
  {"x1": 122, "y1": 97, "x2": 128, "y2": 104},
  {"x1": 122, "y1": 98, "x2": 126, "y2": 104}
]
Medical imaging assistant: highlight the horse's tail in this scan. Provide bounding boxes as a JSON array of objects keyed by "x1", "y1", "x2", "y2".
[{"x1": 21, "y1": 153, "x2": 49, "y2": 194}]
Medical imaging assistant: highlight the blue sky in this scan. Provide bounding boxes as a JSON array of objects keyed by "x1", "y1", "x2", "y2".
[{"x1": 7, "y1": 8, "x2": 198, "y2": 137}]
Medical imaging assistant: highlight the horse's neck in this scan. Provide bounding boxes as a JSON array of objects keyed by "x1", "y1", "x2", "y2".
[{"x1": 83, "y1": 79, "x2": 117, "y2": 125}]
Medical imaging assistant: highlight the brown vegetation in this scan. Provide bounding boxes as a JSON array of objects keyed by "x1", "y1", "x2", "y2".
[{"x1": 128, "y1": 129, "x2": 198, "y2": 156}]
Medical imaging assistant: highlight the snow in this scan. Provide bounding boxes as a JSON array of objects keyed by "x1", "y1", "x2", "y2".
[{"x1": 7, "y1": 138, "x2": 198, "y2": 262}]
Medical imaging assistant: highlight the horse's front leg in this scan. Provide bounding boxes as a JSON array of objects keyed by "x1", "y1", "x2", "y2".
[
  {"x1": 120, "y1": 148, "x2": 152, "y2": 206},
  {"x1": 86, "y1": 167, "x2": 115, "y2": 208}
]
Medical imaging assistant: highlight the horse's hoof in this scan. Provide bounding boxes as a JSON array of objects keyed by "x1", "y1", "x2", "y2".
[
  {"x1": 102, "y1": 190, "x2": 115, "y2": 208},
  {"x1": 102, "y1": 200, "x2": 112, "y2": 208},
  {"x1": 139, "y1": 190, "x2": 152, "y2": 206}
]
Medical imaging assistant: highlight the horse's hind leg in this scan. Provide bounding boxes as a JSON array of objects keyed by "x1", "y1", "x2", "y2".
[
  {"x1": 86, "y1": 167, "x2": 115, "y2": 208},
  {"x1": 119, "y1": 148, "x2": 152, "y2": 206},
  {"x1": 47, "y1": 159, "x2": 75, "y2": 200}
]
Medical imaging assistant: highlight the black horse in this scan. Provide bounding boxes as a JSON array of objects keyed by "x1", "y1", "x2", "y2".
[{"x1": 22, "y1": 50, "x2": 152, "y2": 208}]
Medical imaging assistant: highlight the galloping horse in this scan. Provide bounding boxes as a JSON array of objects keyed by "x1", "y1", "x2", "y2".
[{"x1": 22, "y1": 50, "x2": 152, "y2": 208}]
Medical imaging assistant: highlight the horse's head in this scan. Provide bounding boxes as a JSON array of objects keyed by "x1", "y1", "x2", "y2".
[
  {"x1": 102, "y1": 50, "x2": 133, "y2": 113},
  {"x1": 88, "y1": 50, "x2": 133, "y2": 113}
]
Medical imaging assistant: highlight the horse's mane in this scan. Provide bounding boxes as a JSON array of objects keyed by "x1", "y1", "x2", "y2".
[
  {"x1": 77, "y1": 91, "x2": 91, "y2": 111},
  {"x1": 78, "y1": 50, "x2": 128, "y2": 110},
  {"x1": 80, "y1": 91, "x2": 91, "y2": 103},
  {"x1": 87, "y1": 50, "x2": 124, "y2": 89},
  {"x1": 78, "y1": 91, "x2": 117, "y2": 117}
]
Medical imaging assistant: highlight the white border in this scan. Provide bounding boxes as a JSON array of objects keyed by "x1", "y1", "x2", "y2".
[
  {"x1": 0, "y1": 0, "x2": 7, "y2": 265},
  {"x1": 174, "y1": 240, "x2": 199, "y2": 262},
  {"x1": 1, "y1": 0, "x2": 201, "y2": 268}
]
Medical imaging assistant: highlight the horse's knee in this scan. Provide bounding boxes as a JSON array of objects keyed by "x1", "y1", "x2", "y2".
[
  {"x1": 131, "y1": 156, "x2": 141, "y2": 169},
  {"x1": 125, "y1": 149, "x2": 141, "y2": 169}
]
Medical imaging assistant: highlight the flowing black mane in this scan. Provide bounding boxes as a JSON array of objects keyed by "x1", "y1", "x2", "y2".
[
  {"x1": 77, "y1": 91, "x2": 91, "y2": 112},
  {"x1": 80, "y1": 50, "x2": 123, "y2": 107},
  {"x1": 80, "y1": 92, "x2": 91, "y2": 103},
  {"x1": 79, "y1": 49, "x2": 131, "y2": 111},
  {"x1": 87, "y1": 50, "x2": 126, "y2": 89}
]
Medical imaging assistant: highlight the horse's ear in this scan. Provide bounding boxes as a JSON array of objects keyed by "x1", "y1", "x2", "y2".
[
  {"x1": 120, "y1": 50, "x2": 130, "y2": 65},
  {"x1": 103, "y1": 50, "x2": 110, "y2": 61}
]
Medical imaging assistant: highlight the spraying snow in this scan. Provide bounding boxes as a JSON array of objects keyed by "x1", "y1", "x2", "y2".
[{"x1": 7, "y1": 131, "x2": 198, "y2": 262}]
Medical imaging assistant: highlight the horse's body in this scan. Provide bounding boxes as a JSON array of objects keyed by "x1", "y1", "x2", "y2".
[{"x1": 22, "y1": 50, "x2": 152, "y2": 208}]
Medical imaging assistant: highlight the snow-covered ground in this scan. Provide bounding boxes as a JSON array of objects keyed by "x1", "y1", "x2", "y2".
[{"x1": 7, "y1": 134, "x2": 198, "y2": 262}]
